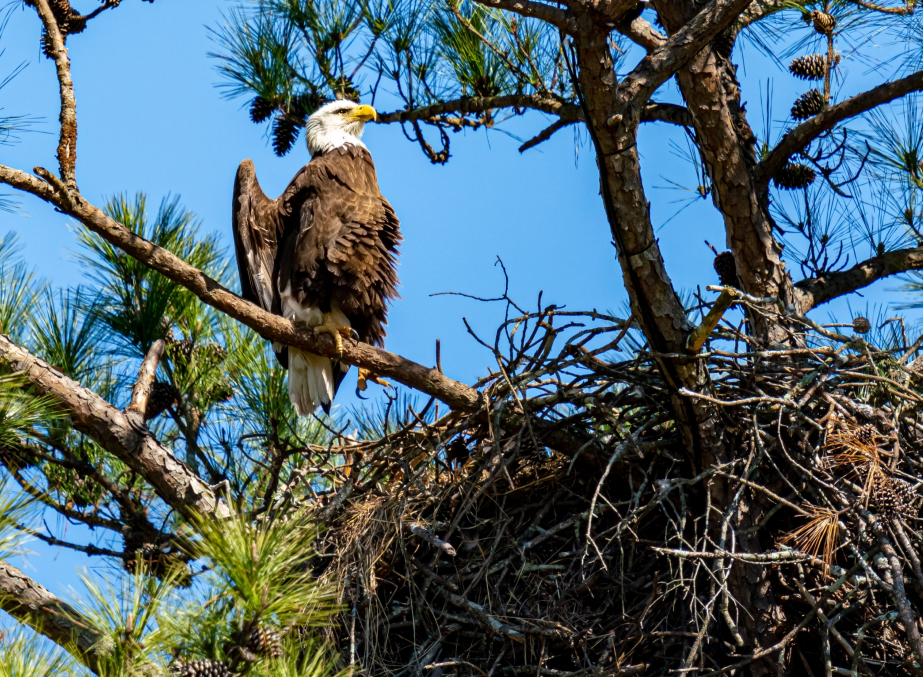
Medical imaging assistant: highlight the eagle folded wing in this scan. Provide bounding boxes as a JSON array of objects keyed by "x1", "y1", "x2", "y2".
[
  {"x1": 277, "y1": 146, "x2": 401, "y2": 349},
  {"x1": 232, "y1": 159, "x2": 282, "y2": 313}
]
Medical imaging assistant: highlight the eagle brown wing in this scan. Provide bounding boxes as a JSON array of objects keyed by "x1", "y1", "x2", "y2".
[
  {"x1": 232, "y1": 159, "x2": 283, "y2": 313},
  {"x1": 276, "y1": 144, "x2": 401, "y2": 349}
]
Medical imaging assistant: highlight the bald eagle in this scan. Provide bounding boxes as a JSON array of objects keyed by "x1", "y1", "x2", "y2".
[{"x1": 232, "y1": 100, "x2": 401, "y2": 415}]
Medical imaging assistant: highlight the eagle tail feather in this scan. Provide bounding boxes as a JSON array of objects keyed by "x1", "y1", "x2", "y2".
[{"x1": 289, "y1": 348, "x2": 334, "y2": 416}]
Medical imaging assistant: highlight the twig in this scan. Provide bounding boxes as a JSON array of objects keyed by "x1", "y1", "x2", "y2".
[{"x1": 125, "y1": 339, "x2": 165, "y2": 427}]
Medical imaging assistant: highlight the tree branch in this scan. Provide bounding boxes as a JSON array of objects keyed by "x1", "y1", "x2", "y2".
[
  {"x1": 642, "y1": 102, "x2": 694, "y2": 127},
  {"x1": 0, "y1": 333, "x2": 230, "y2": 521},
  {"x1": 757, "y1": 70, "x2": 923, "y2": 189},
  {"x1": 378, "y1": 94, "x2": 582, "y2": 125},
  {"x1": 468, "y1": 0, "x2": 576, "y2": 33},
  {"x1": 125, "y1": 339, "x2": 165, "y2": 426},
  {"x1": 616, "y1": 0, "x2": 755, "y2": 110},
  {"x1": 379, "y1": 95, "x2": 691, "y2": 130},
  {"x1": 795, "y1": 246, "x2": 923, "y2": 312},
  {"x1": 0, "y1": 164, "x2": 484, "y2": 413},
  {"x1": 616, "y1": 17, "x2": 667, "y2": 51},
  {"x1": 519, "y1": 119, "x2": 575, "y2": 152},
  {"x1": 31, "y1": 0, "x2": 78, "y2": 189},
  {"x1": 0, "y1": 558, "x2": 104, "y2": 674}
]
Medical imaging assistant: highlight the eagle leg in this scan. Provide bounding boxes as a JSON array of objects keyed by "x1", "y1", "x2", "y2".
[
  {"x1": 313, "y1": 320, "x2": 355, "y2": 357},
  {"x1": 357, "y1": 367, "x2": 391, "y2": 395}
]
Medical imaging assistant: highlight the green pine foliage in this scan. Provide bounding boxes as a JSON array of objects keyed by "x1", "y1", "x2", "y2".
[
  {"x1": 0, "y1": 193, "x2": 344, "y2": 674},
  {"x1": 210, "y1": 0, "x2": 572, "y2": 154},
  {"x1": 0, "y1": 192, "x2": 342, "y2": 607},
  {"x1": 75, "y1": 193, "x2": 226, "y2": 358},
  {"x1": 0, "y1": 626, "x2": 78, "y2": 677}
]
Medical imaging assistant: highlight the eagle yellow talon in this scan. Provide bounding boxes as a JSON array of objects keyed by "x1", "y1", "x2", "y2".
[
  {"x1": 314, "y1": 321, "x2": 354, "y2": 356},
  {"x1": 357, "y1": 368, "x2": 390, "y2": 392}
]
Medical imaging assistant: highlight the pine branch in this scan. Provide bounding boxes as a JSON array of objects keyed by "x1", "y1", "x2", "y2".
[
  {"x1": 0, "y1": 558, "x2": 104, "y2": 674},
  {"x1": 615, "y1": 0, "x2": 754, "y2": 111},
  {"x1": 0, "y1": 164, "x2": 484, "y2": 412},
  {"x1": 617, "y1": 17, "x2": 667, "y2": 50},
  {"x1": 0, "y1": 332, "x2": 230, "y2": 521},
  {"x1": 758, "y1": 71, "x2": 923, "y2": 190},
  {"x1": 30, "y1": 0, "x2": 78, "y2": 190},
  {"x1": 519, "y1": 119, "x2": 575, "y2": 152},
  {"x1": 795, "y1": 246, "x2": 923, "y2": 311},
  {"x1": 378, "y1": 95, "x2": 582, "y2": 125},
  {"x1": 468, "y1": 0, "x2": 576, "y2": 33},
  {"x1": 379, "y1": 96, "x2": 691, "y2": 128},
  {"x1": 125, "y1": 339, "x2": 165, "y2": 427}
]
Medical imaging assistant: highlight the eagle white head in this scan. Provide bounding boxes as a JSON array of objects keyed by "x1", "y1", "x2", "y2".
[{"x1": 306, "y1": 100, "x2": 377, "y2": 156}]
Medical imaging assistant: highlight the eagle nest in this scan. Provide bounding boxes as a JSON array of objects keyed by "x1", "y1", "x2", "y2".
[{"x1": 295, "y1": 293, "x2": 923, "y2": 677}]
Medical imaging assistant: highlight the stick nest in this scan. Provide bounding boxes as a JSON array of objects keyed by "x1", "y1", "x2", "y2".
[{"x1": 287, "y1": 293, "x2": 923, "y2": 676}]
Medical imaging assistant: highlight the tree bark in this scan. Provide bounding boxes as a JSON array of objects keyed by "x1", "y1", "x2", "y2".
[
  {"x1": 572, "y1": 26, "x2": 719, "y2": 461},
  {"x1": 0, "y1": 559, "x2": 104, "y2": 673},
  {"x1": 0, "y1": 334, "x2": 230, "y2": 521},
  {"x1": 674, "y1": 51, "x2": 794, "y2": 341}
]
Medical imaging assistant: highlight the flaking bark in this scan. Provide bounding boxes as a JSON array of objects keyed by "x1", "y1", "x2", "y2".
[
  {"x1": 0, "y1": 334, "x2": 230, "y2": 521},
  {"x1": 0, "y1": 559, "x2": 104, "y2": 673}
]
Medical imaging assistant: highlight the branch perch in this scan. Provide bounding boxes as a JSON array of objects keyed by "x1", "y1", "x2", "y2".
[{"x1": 0, "y1": 163, "x2": 484, "y2": 412}]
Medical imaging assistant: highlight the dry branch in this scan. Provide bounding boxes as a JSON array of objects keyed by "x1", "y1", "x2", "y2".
[
  {"x1": 125, "y1": 339, "x2": 165, "y2": 426},
  {"x1": 32, "y1": 0, "x2": 78, "y2": 189}
]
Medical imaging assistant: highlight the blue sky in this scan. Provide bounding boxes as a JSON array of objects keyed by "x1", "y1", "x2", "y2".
[{"x1": 0, "y1": 0, "x2": 919, "y2": 611}]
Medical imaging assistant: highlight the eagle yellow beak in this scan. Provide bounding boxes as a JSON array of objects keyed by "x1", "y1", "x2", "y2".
[{"x1": 350, "y1": 104, "x2": 378, "y2": 123}]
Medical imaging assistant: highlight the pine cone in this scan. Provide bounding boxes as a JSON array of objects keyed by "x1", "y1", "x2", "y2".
[
  {"x1": 250, "y1": 96, "x2": 275, "y2": 124},
  {"x1": 873, "y1": 474, "x2": 900, "y2": 519},
  {"x1": 247, "y1": 625, "x2": 283, "y2": 658},
  {"x1": 194, "y1": 343, "x2": 228, "y2": 365},
  {"x1": 791, "y1": 89, "x2": 825, "y2": 120},
  {"x1": 773, "y1": 163, "x2": 816, "y2": 190},
  {"x1": 873, "y1": 475, "x2": 917, "y2": 522},
  {"x1": 145, "y1": 381, "x2": 179, "y2": 420},
  {"x1": 854, "y1": 423, "x2": 876, "y2": 446},
  {"x1": 811, "y1": 10, "x2": 836, "y2": 34},
  {"x1": 272, "y1": 115, "x2": 301, "y2": 157},
  {"x1": 713, "y1": 251, "x2": 739, "y2": 287},
  {"x1": 852, "y1": 316, "x2": 871, "y2": 334},
  {"x1": 168, "y1": 339, "x2": 195, "y2": 363},
  {"x1": 892, "y1": 478, "x2": 918, "y2": 518},
  {"x1": 789, "y1": 54, "x2": 826, "y2": 81},
  {"x1": 40, "y1": 31, "x2": 56, "y2": 59},
  {"x1": 170, "y1": 659, "x2": 233, "y2": 677}
]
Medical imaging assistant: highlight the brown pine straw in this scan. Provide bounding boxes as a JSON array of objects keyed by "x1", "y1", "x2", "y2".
[{"x1": 278, "y1": 298, "x2": 923, "y2": 675}]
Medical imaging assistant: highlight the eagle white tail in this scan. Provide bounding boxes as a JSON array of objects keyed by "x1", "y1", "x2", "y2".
[{"x1": 288, "y1": 348, "x2": 334, "y2": 416}]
